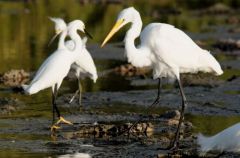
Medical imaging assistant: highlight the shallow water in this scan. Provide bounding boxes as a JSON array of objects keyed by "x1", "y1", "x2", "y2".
[{"x1": 0, "y1": 0, "x2": 240, "y2": 157}]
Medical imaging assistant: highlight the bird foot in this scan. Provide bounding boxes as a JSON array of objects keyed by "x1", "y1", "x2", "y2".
[
  {"x1": 50, "y1": 125, "x2": 61, "y2": 132},
  {"x1": 56, "y1": 116, "x2": 73, "y2": 125}
]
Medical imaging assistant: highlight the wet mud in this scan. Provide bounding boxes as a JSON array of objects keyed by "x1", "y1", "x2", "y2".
[{"x1": 0, "y1": 45, "x2": 239, "y2": 157}]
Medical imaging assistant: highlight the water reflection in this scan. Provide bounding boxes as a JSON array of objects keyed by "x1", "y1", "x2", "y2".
[{"x1": 58, "y1": 153, "x2": 91, "y2": 158}]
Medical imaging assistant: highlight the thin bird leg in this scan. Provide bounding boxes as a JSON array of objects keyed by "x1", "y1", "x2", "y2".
[
  {"x1": 119, "y1": 78, "x2": 162, "y2": 136},
  {"x1": 53, "y1": 84, "x2": 60, "y2": 117},
  {"x1": 52, "y1": 89, "x2": 56, "y2": 125},
  {"x1": 69, "y1": 78, "x2": 82, "y2": 106},
  {"x1": 51, "y1": 84, "x2": 73, "y2": 132},
  {"x1": 51, "y1": 84, "x2": 61, "y2": 131},
  {"x1": 69, "y1": 89, "x2": 79, "y2": 104},
  {"x1": 78, "y1": 78, "x2": 82, "y2": 106},
  {"x1": 169, "y1": 79, "x2": 187, "y2": 150},
  {"x1": 146, "y1": 78, "x2": 162, "y2": 112}
]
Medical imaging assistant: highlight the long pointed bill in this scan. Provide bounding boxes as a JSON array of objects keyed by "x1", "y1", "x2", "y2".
[
  {"x1": 101, "y1": 19, "x2": 124, "y2": 47},
  {"x1": 84, "y1": 29, "x2": 93, "y2": 39},
  {"x1": 48, "y1": 32, "x2": 61, "y2": 47}
]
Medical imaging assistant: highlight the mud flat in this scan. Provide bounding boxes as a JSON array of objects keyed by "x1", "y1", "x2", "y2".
[{"x1": 0, "y1": 43, "x2": 239, "y2": 157}]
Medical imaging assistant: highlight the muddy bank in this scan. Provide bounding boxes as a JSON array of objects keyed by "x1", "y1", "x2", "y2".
[
  {"x1": 0, "y1": 97, "x2": 24, "y2": 115},
  {"x1": 0, "y1": 42, "x2": 239, "y2": 157},
  {"x1": 59, "y1": 75, "x2": 240, "y2": 116},
  {"x1": 0, "y1": 109, "x2": 196, "y2": 157}
]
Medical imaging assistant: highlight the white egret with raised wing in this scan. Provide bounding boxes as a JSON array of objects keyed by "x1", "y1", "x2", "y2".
[
  {"x1": 50, "y1": 18, "x2": 97, "y2": 106},
  {"x1": 23, "y1": 19, "x2": 87, "y2": 131}
]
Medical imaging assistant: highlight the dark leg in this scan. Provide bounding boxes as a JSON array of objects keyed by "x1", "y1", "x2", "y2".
[
  {"x1": 169, "y1": 79, "x2": 187, "y2": 150},
  {"x1": 51, "y1": 83, "x2": 73, "y2": 132},
  {"x1": 52, "y1": 93, "x2": 55, "y2": 124},
  {"x1": 52, "y1": 84, "x2": 60, "y2": 124},
  {"x1": 146, "y1": 78, "x2": 162, "y2": 112},
  {"x1": 118, "y1": 78, "x2": 162, "y2": 136}
]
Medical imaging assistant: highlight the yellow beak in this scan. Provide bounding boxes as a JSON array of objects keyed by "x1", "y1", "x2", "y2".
[
  {"x1": 101, "y1": 19, "x2": 124, "y2": 47},
  {"x1": 48, "y1": 30, "x2": 62, "y2": 47}
]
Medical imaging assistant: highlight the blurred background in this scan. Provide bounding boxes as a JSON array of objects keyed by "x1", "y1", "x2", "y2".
[{"x1": 0, "y1": 0, "x2": 240, "y2": 72}]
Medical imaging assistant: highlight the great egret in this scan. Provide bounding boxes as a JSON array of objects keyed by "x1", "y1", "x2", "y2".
[
  {"x1": 101, "y1": 7, "x2": 223, "y2": 149},
  {"x1": 198, "y1": 123, "x2": 240, "y2": 155},
  {"x1": 50, "y1": 18, "x2": 97, "y2": 106},
  {"x1": 23, "y1": 19, "x2": 86, "y2": 131}
]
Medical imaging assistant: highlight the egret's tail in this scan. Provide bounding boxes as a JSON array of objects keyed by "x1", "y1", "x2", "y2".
[
  {"x1": 21, "y1": 83, "x2": 41, "y2": 95},
  {"x1": 199, "y1": 51, "x2": 223, "y2": 75},
  {"x1": 92, "y1": 73, "x2": 98, "y2": 83},
  {"x1": 22, "y1": 84, "x2": 29, "y2": 91},
  {"x1": 22, "y1": 84, "x2": 31, "y2": 95}
]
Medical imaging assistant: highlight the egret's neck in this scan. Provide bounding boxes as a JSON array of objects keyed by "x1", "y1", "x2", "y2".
[
  {"x1": 58, "y1": 30, "x2": 68, "y2": 50},
  {"x1": 123, "y1": 16, "x2": 152, "y2": 68},
  {"x1": 68, "y1": 29, "x2": 83, "y2": 51},
  {"x1": 124, "y1": 17, "x2": 142, "y2": 54}
]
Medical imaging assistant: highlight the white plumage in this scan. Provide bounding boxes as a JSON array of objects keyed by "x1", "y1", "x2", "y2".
[
  {"x1": 23, "y1": 19, "x2": 87, "y2": 130},
  {"x1": 198, "y1": 123, "x2": 240, "y2": 154},
  {"x1": 52, "y1": 19, "x2": 97, "y2": 105},
  {"x1": 101, "y1": 7, "x2": 223, "y2": 149},
  {"x1": 65, "y1": 33, "x2": 98, "y2": 83},
  {"x1": 102, "y1": 8, "x2": 223, "y2": 79},
  {"x1": 24, "y1": 50, "x2": 77, "y2": 94},
  {"x1": 142, "y1": 23, "x2": 223, "y2": 79}
]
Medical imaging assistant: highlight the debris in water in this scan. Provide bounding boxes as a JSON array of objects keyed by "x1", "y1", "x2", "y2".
[{"x1": 0, "y1": 69, "x2": 30, "y2": 86}]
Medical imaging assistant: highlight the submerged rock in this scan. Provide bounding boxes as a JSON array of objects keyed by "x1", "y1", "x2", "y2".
[
  {"x1": 201, "y1": 3, "x2": 231, "y2": 14},
  {"x1": 60, "y1": 122, "x2": 154, "y2": 139},
  {"x1": 114, "y1": 64, "x2": 151, "y2": 77},
  {"x1": 181, "y1": 73, "x2": 223, "y2": 88},
  {"x1": 0, "y1": 97, "x2": 24, "y2": 114},
  {"x1": 213, "y1": 38, "x2": 240, "y2": 52}
]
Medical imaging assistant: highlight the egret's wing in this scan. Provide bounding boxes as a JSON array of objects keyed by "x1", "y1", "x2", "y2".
[
  {"x1": 30, "y1": 50, "x2": 72, "y2": 88},
  {"x1": 73, "y1": 48, "x2": 98, "y2": 82},
  {"x1": 149, "y1": 23, "x2": 201, "y2": 67},
  {"x1": 31, "y1": 52, "x2": 55, "y2": 83}
]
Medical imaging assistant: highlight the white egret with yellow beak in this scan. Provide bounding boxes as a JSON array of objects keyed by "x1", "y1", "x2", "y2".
[{"x1": 101, "y1": 7, "x2": 223, "y2": 150}]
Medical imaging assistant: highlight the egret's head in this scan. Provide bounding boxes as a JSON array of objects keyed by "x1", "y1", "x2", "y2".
[
  {"x1": 68, "y1": 20, "x2": 85, "y2": 33},
  {"x1": 49, "y1": 17, "x2": 67, "y2": 34},
  {"x1": 48, "y1": 17, "x2": 67, "y2": 46},
  {"x1": 67, "y1": 20, "x2": 93, "y2": 39},
  {"x1": 101, "y1": 7, "x2": 139, "y2": 47}
]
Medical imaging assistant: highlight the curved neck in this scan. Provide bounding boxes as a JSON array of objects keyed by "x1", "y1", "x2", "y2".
[
  {"x1": 123, "y1": 16, "x2": 152, "y2": 68},
  {"x1": 58, "y1": 30, "x2": 68, "y2": 50},
  {"x1": 68, "y1": 29, "x2": 83, "y2": 51},
  {"x1": 124, "y1": 15, "x2": 142, "y2": 57}
]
